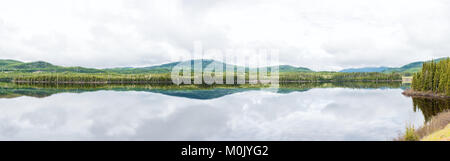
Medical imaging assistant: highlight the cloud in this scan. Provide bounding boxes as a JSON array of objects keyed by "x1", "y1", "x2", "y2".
[{"x1": 0, "y1": 0, "x2": 449, "y2": 70}]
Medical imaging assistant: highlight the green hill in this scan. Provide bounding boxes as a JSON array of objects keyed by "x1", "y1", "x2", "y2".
[
  {"x1": 382, "y1": 58, "x2": 447, "y2": 74},
  {"x1": 105, "y1": 59, "x2": 221, "y2": 74},
  {"x1": 0, "y1": 60, "x2": 104, "y2": 73},
  {"x1": 278, "y1": 65, "x2": 312, "y2": 72},
  {"x1": 105, "y1": 59, "x2": 313, "y2": 74},
  {"x1": 338, "y1": 57, "x2": 448, "y2": 74},
  {"x1": 0, "y1": 59, "x2": 23, "y2": 66},
  {"x1": 2, "y1": 57, "x2": 445, "y2": 74},
  {"x1": 340, "y1": 67, "x2": 389, "y2": 73},
  {"x1": 8, "y1": 61, "x2": 56, "y2": 69},
  {"x1": 1, "y1": 59, "x2": 313, "y2": 74}
]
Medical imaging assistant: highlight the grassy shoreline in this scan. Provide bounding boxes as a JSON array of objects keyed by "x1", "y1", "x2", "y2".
[
  {"x1": 396, "y1": 110, "x2": 450, "y2": 141},
  {"x1": 422, "y1": 124, "x2": 450, "y2": 141}
]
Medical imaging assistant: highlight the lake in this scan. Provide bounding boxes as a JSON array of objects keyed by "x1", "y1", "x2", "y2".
[{"x1": 0, "y1": 82, "x2": 448, "y2": 141}]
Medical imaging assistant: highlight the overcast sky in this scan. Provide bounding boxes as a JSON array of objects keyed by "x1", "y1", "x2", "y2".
[{"x1": 0, "y1": 0, "x2": 449, "y2": 71}]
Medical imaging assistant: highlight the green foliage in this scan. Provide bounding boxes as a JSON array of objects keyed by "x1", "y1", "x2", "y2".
[
  {"x1": 9, "y1": 73, "x2": 172, "y2": 84},
  {"x1": 279, "y1": 72, "x2": 401, "y2": 82},
  {"x1": 0, "y1": 59, "x2": 402, "y2": 84},
  {"x1": 403, "y1": 125, "x2": 419, "y2": 141},
  {"x1": 411, "y1": 57, "x2": 450, "y2": 96},
  {"x1": 4, "y1": 71, "x2": 401, "y2": 84}
]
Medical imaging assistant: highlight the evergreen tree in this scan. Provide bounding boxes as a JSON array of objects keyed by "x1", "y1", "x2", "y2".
[
  {"x1": 433, "y1": 61, "x2": 440, "y2": 92},
  {"x1": 447, "y1": 59, "x2": 450, "y2": 96},
  {"x1": 438, "y1": 63, "x2": 446, "y2": 93},
  {"x1": 412, "y1": 58, "x2": 449, "y2": 95}
]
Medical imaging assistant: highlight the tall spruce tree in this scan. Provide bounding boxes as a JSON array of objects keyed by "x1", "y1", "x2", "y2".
[
  {"x1": 412, "y1": 57, "x2": 449, "y2": 95},
  {"x1": 433, "y1": 61, "x2": 440, "y2": 92},
  {"x1": 447, "y1": 59, "x2": 450, "y2": 96}
]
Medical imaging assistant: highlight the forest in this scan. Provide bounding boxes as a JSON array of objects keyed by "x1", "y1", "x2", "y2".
[
  {"x1": 1, "y1": 71, "x2": 402, "y2": 84},
  {"x1": 411, "y1": 58, "x2": 450, "y2": 96}
]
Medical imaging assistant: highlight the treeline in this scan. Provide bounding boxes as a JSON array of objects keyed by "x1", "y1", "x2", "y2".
[
  {"x1": 5, "y1": 71, "x2": 403, "y2": 84},
  {"x1": 279, "y1": 72, "x2": 401, "y2": 82},
  {"x1": 411, "y1": 58, "x2": 450, "y2": 96},
  {"x1": 330, "y1": 72, "x2": 401, "y2": 81},
  {"x1": 12, "y1": 73, "x2": 172, "y2": 84}
]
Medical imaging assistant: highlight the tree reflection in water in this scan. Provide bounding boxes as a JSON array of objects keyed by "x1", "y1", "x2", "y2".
[{"x1": 412, "y1": 97, "x2": 450, "y2": 123}]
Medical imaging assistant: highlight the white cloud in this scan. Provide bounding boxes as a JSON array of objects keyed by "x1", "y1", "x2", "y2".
[{"x1": 0, "y1": 0, "x2": 449, "y2": 70}]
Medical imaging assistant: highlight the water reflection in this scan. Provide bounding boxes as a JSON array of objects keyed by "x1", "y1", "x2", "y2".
[
  {"x1": 0, "y1": 82, "x2": 427, "y2": 141},
  {"x1": 0, "y1": 82, "x2": 405, "y2": 100},
  {"x1": 412, "y1": 97, "x2": 450, "y2": 123}
]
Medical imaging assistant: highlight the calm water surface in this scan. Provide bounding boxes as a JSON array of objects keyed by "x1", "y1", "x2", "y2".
[{"x1": 0, "y1": 83, "x2": 446, "y2": 141}]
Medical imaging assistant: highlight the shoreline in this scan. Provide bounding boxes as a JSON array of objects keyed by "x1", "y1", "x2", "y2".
[
  {"x1": 9, "y1": 79, "x2": 403, "y2": 85},
  {"x1": 396, "y1": 111, "x2": 450, "y2": 141},
  {"x1": 402, "y1": 89, "x2": 450, "y2": 99}
]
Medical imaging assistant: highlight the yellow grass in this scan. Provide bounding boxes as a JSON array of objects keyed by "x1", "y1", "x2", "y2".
[
  {"x1": 421, "y1": 124, "x2": 450, "y2": 141},
  {"x1": 395, "y1": 110, "x2": 450, "y2": 141}
]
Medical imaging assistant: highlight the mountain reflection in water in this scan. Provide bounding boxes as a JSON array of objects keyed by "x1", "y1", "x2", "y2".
[{"x1": 0, "y1": 81, "x2": 447, "y2": 140}]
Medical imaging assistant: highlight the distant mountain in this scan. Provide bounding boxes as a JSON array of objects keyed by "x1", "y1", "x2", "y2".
[
  {"x1": 105, "y1": 59, "x2": 223, "y2": 74},
  {"x1": 339, "y1": 57, "x2": 448, "y2": 73},
  {"x1": 0, "y1": 59, "x2": 22, "y2": 66},
  {"x1": 382, "y1": 58, "x2": 447, "y2": 73},
  {"x1": 2, "y1": 57, "x2": 446, "y2": 74},
  {"x1": 105, "y1": 59, "x2": 313, "y2": 74},
  {"x1": 278, "y1": 65, "x2": 312, "y2": 72},
  {"x1": 8, "y1": 61, "x2": 56, "y2": 69},
  {"x1": 0, "y1": 60, "x2": 104, "y2": 73},
  {"x1": 1, "y1": 59, "x2": 313, "y2": 74},
  {"x1": 340, "y1": 67, "x2": 389, "y2": 73}
]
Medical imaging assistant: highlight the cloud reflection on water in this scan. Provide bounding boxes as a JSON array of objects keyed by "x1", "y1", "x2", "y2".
[{"x1": 0, "y1": 88, "x2": 424, "y2": 140}]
